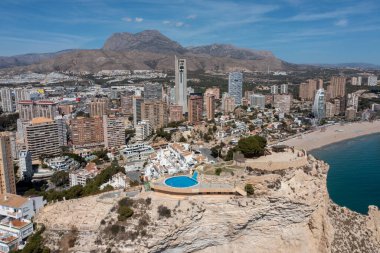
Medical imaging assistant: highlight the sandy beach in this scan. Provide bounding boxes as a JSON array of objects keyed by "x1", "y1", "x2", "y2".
[{"x1": 279, "y1": 120, "x2": 380, "y2": 151}]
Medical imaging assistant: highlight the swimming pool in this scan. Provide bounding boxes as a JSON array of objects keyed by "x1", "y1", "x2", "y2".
[{"x1": 164, "y1": 175, "x2": 199, "y2": 188}]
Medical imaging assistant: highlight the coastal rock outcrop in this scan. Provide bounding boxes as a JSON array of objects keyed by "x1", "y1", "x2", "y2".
[{"x1": 36, "y1": 156, "x2": 380, "y2": 253}]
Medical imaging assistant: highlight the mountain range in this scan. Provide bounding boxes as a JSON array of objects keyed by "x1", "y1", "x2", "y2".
[
  {"x1": 0, "y1": 30, "x2": 378, "y2": 73},
  {"x1": 0, "y1": 30, "x2": 293, "y2": 73}
]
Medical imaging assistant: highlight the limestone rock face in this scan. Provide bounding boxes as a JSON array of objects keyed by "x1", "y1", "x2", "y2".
[{"x1": 37, "y1": 157, "x2": 380, "y2": 253}]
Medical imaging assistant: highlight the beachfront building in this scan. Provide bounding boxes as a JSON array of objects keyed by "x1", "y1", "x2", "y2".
[{"x1": 312, "y1": 88, "x2": 325, "y2": 120}]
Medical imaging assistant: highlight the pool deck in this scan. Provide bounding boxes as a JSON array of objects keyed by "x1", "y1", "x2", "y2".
[{"x1": 150, "y1": 176, "x2": 246, "y2": 196}]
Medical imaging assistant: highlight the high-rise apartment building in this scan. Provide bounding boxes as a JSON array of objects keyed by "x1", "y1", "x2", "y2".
[
  {"x1": 135, "y1": 120, "x2": 152, "y2": 141},
  {"x1": 0, "y1": 133, "x2": 16, "y2": 194},
  {"x1": 169, "y1": 105, "x2": 183, "y2": 122},
  {"x1": 280, "y1": 84, "x2": 288, "y2": 94},
  {"x1": 18, "y1": 100, "x2": 58, "y2": 121},
  {"x1": 368, "y1": 75, "x2": 378, "y2": 86},
  {"x1": 312, "y1": 89, "x2": 325, "y2": 120},
  {"x1": 103, "y1": 115, "x2": 125, "y2": 148},
  {"x1": 0, "y1": 88, "x2": 14, "y2": 113},
  {"x1": 133, "y1": 96, "x2": 143, "y2": 126},
  {"x1": 270, "y1": 85, "x2": 278, "y2": 94},
  {"x1": 347, "y1": 93, "x2": 360, "y2": 112},
  {"x1": 54, "y1": 116, "x2": 67, "y2": 147},
  {"x1": 144, "y1": 83, "x2": 163, "y2": 101},
  {"x1": 71, "y1": 117, "x2": 104, "y2": 149},
  {"x1": 89, "y1": 98, "x2": 108, "y2": 117},
  {"x1": 357, "y1": 76, "x2": 362, "y2": 86},
  {"x1": 244, "y1": 91, "x2": 255, "y2": 100},
  {"x1": 273, "y1": 94, "x2": 292, "y2": 113},
  {"x1": 175, "y1": 56, "x2": 188, "y2": 113},
  {"x1": 205, "y1": 94, "x2": 215, "y2": 121},
  {"x1": 141, "y1": 101, "x2": 168, "y2": 129},
  {"x1": 299, "y1": 79, "x2": 317, "y2": 101},
  {"x1": 325, "y1": 102, "x2": 335, "y2": 118},
  {"x1": 222, "y1": 94, "x2": 236, "y2": 114},
  {"x1": 18, "y1": 150, "x2": 33, "y2": 181},
  {"x1": 351, "y1": 77, "x2": 358, "y2": 86},
  {"x1": 188, "y1": 94, "x2": 203, "y2": 124},
  {"x1": 228, "y1": 72, "x2": 243, "y2": 105},
  {"x1": 121, "y1": 92, "x2": 134, "y2": 116},
  {"x1": 25, "y1": 118, "x2": 61, "y2": 160},
  {"x1": 205, "y1": 87, "x2": 220, "y2": 100},
  {"x1": 14, "y1": 88, "x2": 30, "y2": 106},
  {"x1": 250, "y1": 94, "x2": 265, "y2": 109},
  {"x1": 328, "y1": 76, "x2": 346, "y2": 99}
]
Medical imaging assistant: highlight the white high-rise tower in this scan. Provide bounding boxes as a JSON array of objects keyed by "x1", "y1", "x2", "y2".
[
  {"x1": 175, "y1": 56, "x2": 187, "y2": 113},
  {"x1": 312, "y1": 88, "x2": 325, "y2": 120}
]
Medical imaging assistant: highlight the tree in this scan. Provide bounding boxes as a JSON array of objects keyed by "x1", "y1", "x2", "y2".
[
  {"x1": 245, "y1": 184, "x2": 254, "y2": 196},
  {"x1": 50, "y1": 171, "x2": 69, "y2": 187},
  {"x1": 237, "y1": 136, "x2": 267, "y2": 158},
  {"x1": 215, "y1": 168, "x2": 222, "y2": 176}
]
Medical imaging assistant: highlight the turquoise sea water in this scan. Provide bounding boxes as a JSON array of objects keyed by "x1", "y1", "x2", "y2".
[{"x1": 312, "y1": 134, "x2": 380, "y2": 214}]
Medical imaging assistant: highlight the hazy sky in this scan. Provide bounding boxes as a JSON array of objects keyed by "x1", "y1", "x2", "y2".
[{"x1": 1, "y1": 0, "x2": 380, "y2": 64}]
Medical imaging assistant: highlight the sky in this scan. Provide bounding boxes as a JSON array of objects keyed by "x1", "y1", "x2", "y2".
[{"x1": 1, "y1": 0, "x2": 380, "y2": 64}]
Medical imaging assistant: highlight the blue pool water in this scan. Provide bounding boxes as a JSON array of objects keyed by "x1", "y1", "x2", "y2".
[
  {"x1": 312, "y1": 133, "x2": 380, "y2": 214},
  {"x1": 165, "y1": 175, "x2": 198, "y2": 188}
]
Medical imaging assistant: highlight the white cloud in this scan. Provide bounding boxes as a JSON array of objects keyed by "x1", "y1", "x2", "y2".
[
  {"x1": 186, "y1": 14, "x2": 197, "y2": 19},
  {"x1": 175, "y1": 22, "x2": 184, "y2": 27},
  {"x1": 122, "y1": 17, "x2": 132, "y2": 22},
  {"x1": 335, "y1": 19, "x2": 348, "y2": 27},
  {"x1": 135, "y1": 17, "x2": 144, "y2": 22},
  {"x1": 163, "y1": 20, "x2": 171, "y2": 24}
]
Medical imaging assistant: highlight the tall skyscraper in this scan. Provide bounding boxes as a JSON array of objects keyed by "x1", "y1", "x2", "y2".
[
  {"x1": 121, "y1": 91, "x2": 134, "y2": 116},
  {"x1": 205, "y1": 94, "x2": 215, "y2": 121},
  {"x1": 54, "y1": 116, "x2": 67, "y2": 147},
  {"x1": 328, "y1": 76, "x2": 346, "y2": 98},
  {"x1": 280, "y1": 84, "x2": 288, "y2": 94},
  {"x1": 188, "y1": 94, "x2": 203, "y2": 124},
  {"x1": 25, "y1": 118, "x2": 61, "y2": 160},
  {"x1": 0, "y1": 88, "x2": 14, "y2": 113},
  {"x1": 89, "y1": 98, "x2": 108, "y2": 117},
  {"x1": 0, "y1": 133, "x2": 16, "y2": 194},
  {"x1": 312, "y1": 89, "x2": 325, "y2": 120},
  {"x1": 141, "y1": 101, "x2": 168, "y2": 129},
  {"x1": 250, "y1": 94, "x2": 266, "y2": 110},
  {"x1": 228, "y1": 72, "x2": 243, "y2": 105},
  {"x1": 103, "y1": 115, "x2": 125, "y2": 148},
  {"x1": 71, "y1": 117, "x2": 104, "y2": 149},
  {"x1": 14, "y1": 88, "x2": 31, "y2": 106},
  {"x1": 133, "y1": 96, "x2": 144, "y2": 126},
  {"x1": 270, "y1": 85, "x2": 278, "y2": 94},
  {"x1": 222, "y1": 94, "x2": 236, "y2": 114},
  {"x1": 144, "y1": 83, "x2": 163, "y2": 101},
  {"x1": 175, "y1": 56, "x2": 188, "y2": 113},
  {"x1": 299, "y1": 79, "x2": 317, "y2": 101},
  {"x1": 18, "y1": 150, "x2": 33, "y2": 181}
]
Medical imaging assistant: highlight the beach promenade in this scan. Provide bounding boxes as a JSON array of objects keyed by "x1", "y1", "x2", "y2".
[{"x1": 279, "y1": 120, "x2": 380, "y2": 151}]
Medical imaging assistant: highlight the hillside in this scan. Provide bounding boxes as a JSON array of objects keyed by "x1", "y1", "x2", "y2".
[{"x1": 1, "y1": 30, "x2": 292, "y2": 73}]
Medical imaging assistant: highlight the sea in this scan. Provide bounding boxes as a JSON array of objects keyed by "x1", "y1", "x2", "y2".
[{"x1": 312, "y1": 133, "x2": 380, "y2": 215}]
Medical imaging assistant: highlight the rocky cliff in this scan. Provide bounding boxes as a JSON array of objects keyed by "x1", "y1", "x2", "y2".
[{"x1": 36, "y1": 155, "x2": 380, "y2": 253}]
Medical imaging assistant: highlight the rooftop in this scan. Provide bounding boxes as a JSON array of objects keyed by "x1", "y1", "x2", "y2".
[
  {"x1": 0, "y1": 194, "x2": 28, "y2": 209},
  {"x1": 30, "y1": 117, "x2": 53, "y2": 125}
]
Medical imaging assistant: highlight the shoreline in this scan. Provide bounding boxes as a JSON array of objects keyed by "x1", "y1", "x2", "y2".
[{"x1": 279, "y1": 120, "x2": 380, "y2": 151}]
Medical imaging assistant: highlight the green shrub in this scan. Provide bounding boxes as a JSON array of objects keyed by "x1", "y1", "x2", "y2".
[
  {"x1": 215, "y1": 168, "x2": 222, "y2": 176},
  {"x1": 244, "y1": 184, "x2": 254, "y2": 196},
  {"x1": 157, "y1": 205, "x2": 171, "y2": 218},
  {"x1": 118, "y1": 206, "x2": 134, "y2": 221}
]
